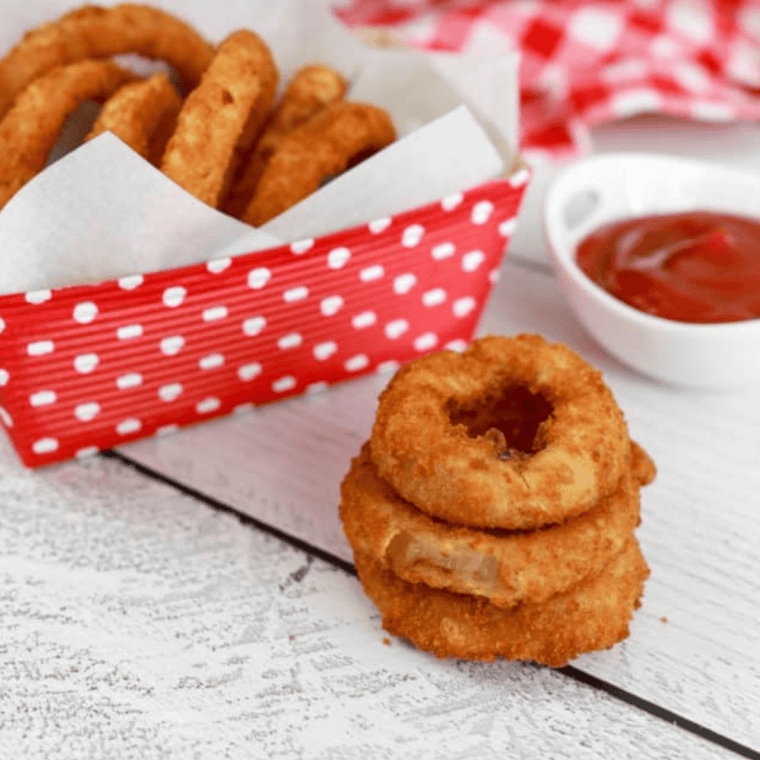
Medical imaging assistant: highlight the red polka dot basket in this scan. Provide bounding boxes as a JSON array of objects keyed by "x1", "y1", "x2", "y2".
[{"x1": 0, "y1": 171, "x2": 529, "y2": 467}]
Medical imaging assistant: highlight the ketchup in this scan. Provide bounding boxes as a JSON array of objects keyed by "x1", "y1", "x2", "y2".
[{"x1": 575, "y1": 211, "x2": 760, "y2": 323}]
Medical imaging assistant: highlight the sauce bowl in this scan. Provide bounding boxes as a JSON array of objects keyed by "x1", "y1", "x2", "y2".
[{"x1": 544, "y1": 152, "x2": 760, "y2": 388}]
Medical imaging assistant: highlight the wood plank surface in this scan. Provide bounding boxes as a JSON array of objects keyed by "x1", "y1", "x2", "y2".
[{"x1": 0, "y1": 435, "x2": 744, "y2": 759}]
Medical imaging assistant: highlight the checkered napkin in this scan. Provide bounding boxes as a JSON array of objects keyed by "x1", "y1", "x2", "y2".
[{"x1": 336, "y1": 0, "x2": 760, "y2": 159}]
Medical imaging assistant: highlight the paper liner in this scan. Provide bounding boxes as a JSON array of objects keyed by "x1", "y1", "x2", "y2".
[{"x1": 0, "y1": 173, "x2": 529, "y2": 467}]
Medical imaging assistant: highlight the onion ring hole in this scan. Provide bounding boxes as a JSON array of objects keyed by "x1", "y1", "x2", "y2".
[{"x1": 445, "y1": 385, "x2": 554, "y2": 461}]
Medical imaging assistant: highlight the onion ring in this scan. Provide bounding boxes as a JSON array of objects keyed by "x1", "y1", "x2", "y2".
[
  {"x1": 160, "y1": 28, "x2": 278, "y2": 209},
  {"x1": 223, "y1": 63, "x2": 348, "y2": 218},
  {"x1": 630, "y1": 439, "x2": 657, "y2": 486},
  {"x1": 353, "y1": 537, "x2": 649, "y2": 665},
  {"x1": 241, "y1": 100, "x2": 396, "y2": 227},
  {"x1": 0, "y1": 4, "x2": 214, "y2": 120},
  {"x1": 370, "y1": 334, "x2": 631, "y2": 531},
  {"x1": 87, "y1": 73, "x2": 182, "y2": 165},
  {"x1": 341, "y1": 441, "x2": 646, "y2": 607},
  {"x1": 0, "y1": 59, "x2": 137, "y2": 211}
]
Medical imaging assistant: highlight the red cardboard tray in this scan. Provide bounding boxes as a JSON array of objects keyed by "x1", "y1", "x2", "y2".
[{"x1": 0, "y1": 171, "x2": 529, "y2": 467}]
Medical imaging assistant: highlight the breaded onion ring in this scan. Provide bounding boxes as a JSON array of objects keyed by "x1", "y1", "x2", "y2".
[
  {"x1": 354, "y1": 537, "x2": 649, "y2": 665},
  {"x1": 341, "y1": 441, "x2": 645, "y2": 608},
  {"x1": 0, "y1": 4, "x2": 214, "y2": 120},
  {"x1": 241, "y1": 100, "x2": 396, "y2": 227},
  {"x1": 160, "y1": 28, "x2": 278, "y2": 209},
  {"x1": 630, "y1": 439, "x2": 657, "y2": 487},
  {"x1": 223, "y1": 63, "x2": 348, "y2": 218},
  {"x1": 0, "y1": 59, "x2": 137, "y2": 211},
  {"x1": 370, "y1": 334, "x2": 630, "y2": 531},
  {"x1": 87, "y1": 73, "x2": 182, "y2": 165}
]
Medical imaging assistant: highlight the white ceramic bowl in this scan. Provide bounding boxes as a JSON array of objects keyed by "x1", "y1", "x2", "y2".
[{"x1": 544, "y1": 152, "x2": 760, "y2": 389}]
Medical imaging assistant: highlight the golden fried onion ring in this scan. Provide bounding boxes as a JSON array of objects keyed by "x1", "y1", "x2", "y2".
[
  {"x1": 160, "y1": 28, "x2": 278, "y2": 209},
  {"x1": 241, "y1": 100, "x2": 396, "y2": 227},
  {"x1": 87, "y1": 73, "x2": 182, "y2": 165},
  {"x1": 370, "y1": 335, "x2": 631, "y2": 531},
  {"x1": 0, "y1": 59, "x2": 137, "y2": 211},
  {"x1": 0, "y1": 4, "x2": 213, "y2": 120},
  {"x1": 354, "y1": 537, "x2": 649, "y2": 666},
  {"x1": 223, "y1": 63, "x2": 348, "y2": 218},
  {"x1": 341, "y1": 441, "x2": 647, "y2": 608}
]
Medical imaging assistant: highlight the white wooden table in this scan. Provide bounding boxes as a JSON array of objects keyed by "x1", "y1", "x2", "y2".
[{"x1": 2, "y1": 110, "x2": 760, "y2": 759}]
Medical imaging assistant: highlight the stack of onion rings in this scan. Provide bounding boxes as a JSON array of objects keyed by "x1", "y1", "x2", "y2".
[
  {"x1": 0, "y1": 4, "x2": 396, "y2": 218},
  {"x1": 340, "y1": 334, "x2": 655, "y2": 665}
]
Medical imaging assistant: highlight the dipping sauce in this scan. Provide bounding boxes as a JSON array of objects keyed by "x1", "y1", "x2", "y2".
[{"x1": 576, "y1": 211, "x2": 760, "y2": 323}]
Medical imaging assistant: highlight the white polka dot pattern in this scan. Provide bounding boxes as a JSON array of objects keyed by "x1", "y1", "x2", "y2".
[
  {"x1": 199, "y1": 353, "x2": 225, "y2": 370},
  {"x1": 359, "y1": 265, "x2": 384, "y2": 282},
  {"x1": 320, "y1": 296, "x2": 344, "y2": 317},
  {"x1": 242, "y1": 316, "x2": 266, "y2": 336},
  {"x1": 74, "y1": 353, "x2": 99, "y2": 373},
  {"x1": 238, "y1": 363, "x2": 262, "y2": 382},
  {"x1": 441, "y1": 192, "x2": 463, "y2": 211},
  {"x1": 431, "y1": 242, "x2": 455, "y2": 260},
  {"x1": 117, "y1": 324, "x2": 143, "y2": 340},
  {"x1": 202, "y1": 306, "x2": 228, "y2": 322},
  {"x1": 368, "y1": 217, "x2": 391, "y2": 234},
  {"x1": 248, "y1": 267, "x2": 271, "y2": 289},
  {"x1": 352, "y1": 311, "x2": 377, "y2": 329},
  {"x1": 453, "y1": 296, "x2": 477, "y2": 318},
  {"x1": 278, "y1": 333, "x2": 303, "y2": 350},
  {"x1": 75, "y1": 402, "x2": 101, "y2": 422},
  {"x1": 119, "y1": 274, "x2": 143, "y2": 290},
  {"x1": 345, "y1": 354, "x2": 370, "y2": 372},
  {"x1": 73, "y1": 302, "x2": 98, "y2": 324},
  {"x1": 160, "y1": 336, "x2": 184, "y2": 356},
  {"x1": 32, "y1": 437, "x2": 57, "y2": 453},
  {"x1": 26, "y1": 290, "x2": 52, "y2": 305},
  {"x1": 158, "y1": 384, "x2": 183, "y2": 402},
  {"x1": 196, "y1": 397, "x2": 221, "y2": 414},
  {"x1": 272, "y1": 376, "x2": 296, "y2": 393},
  {"x1": 385, "y1": 319, "x2": 410, "y2": 340},
  {"x1": 163, "y1": 286, "x2": 186, "y2": 308},
  {"x1": 393, "y1": 273, "x2": 417, "y2": 294},
  {"x1": 116, "y1": 373, "x2": 142, "y2": 389},
  {"x1": 422, "y1": 288, "x2": 447, "y2": 307},
  {"x1": 314, "y1": 342, "x2": 338, "y2": 361},
  {"x1": 283, "y1": 286, "x2": 309, "y2": 303},
  {"x1": 414, "y1": 332, "x2": 438, "y2": 352},
  {"x1": 402, "y1": 224, "x2": 425, "y2": 248},
  {"x1": 30, "y1": 390, "x2": 56, "y2": 407},
  {"x1": 28, "y1": 340, "x2": 54, "y2": 356},
  {"x1": 116, "y1": 418, "x2": 141, "y2": 435},
  {"x1": 291, "y1": 238, "x2": 314, "y2": 255},
  {"x1": 207, "y1": 257, "x2": 231, "y2": 274},
  {"x1": 327, "y1": 247, "x2": 351, "y2": 269},
  {"x1": 0, "y1": 175, "x2": 529, "y2": 466}
]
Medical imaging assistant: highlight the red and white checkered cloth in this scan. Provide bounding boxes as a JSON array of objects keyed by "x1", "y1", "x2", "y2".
[{"x1": 335, "y1": 0, "x2": 760, "y2": 159}]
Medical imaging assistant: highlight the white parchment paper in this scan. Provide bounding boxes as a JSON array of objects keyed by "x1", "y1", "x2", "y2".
[{"x1": 0, "y1": 0, "x2": 519, "y2": 293}]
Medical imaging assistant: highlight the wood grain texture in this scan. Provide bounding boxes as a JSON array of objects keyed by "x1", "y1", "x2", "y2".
[
  {"x1": 123, "y1": 261, "x2": 760, "y2": 752},
  {"x1": 0, "y1": 436, "x2": 740, "y2": 759}
]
